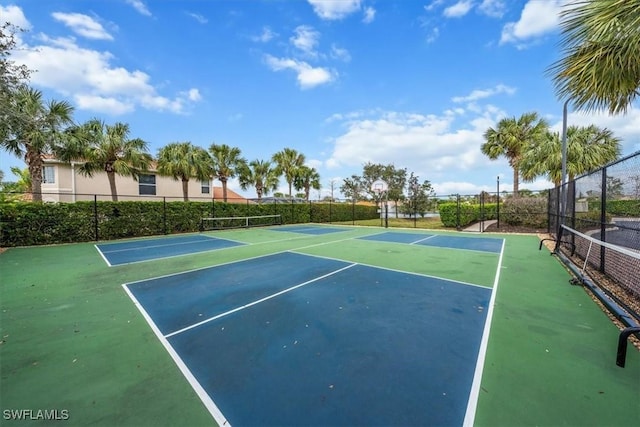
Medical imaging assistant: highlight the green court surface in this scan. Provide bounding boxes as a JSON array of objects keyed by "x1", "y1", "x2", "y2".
[{"x1": 1, "y1": 225, "x2": 638, "y2": 426}]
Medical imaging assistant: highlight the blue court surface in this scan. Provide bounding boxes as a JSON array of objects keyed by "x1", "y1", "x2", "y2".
[
  {"x1": 359, "y1": 232, "x2": 504, "y2": 253},
  {"x1": 124, "y1": 252, "x2": 492, "y2": 426},
  {"x1": 271, "y1": 225, "x2": 349, "y2": 235},
  {"x1": 96, "y1": 234, "x2": 244, "y2": 266}
]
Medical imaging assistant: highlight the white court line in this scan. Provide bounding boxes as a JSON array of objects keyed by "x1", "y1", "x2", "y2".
[
  {"x1": 94, "y1": 244, "x2": 112, "y2": 267},
  {"x1": 463, "y1": 238, "x2": 506, "y2": 427},
  {"x1": 101, "y1": 229, "x2": 361, "y2": 268},
  {"x1": 409, "y1": 235, "x2": 437, "y2": 245},
  {"x1": 121, "y1": 284, "x2": 231, "y2": 427},
  {"x1": 369, "y1": 236, "x2": 504, "y2": 255},
  {"x1": 100, "y1": 236, "x2": 219, "y2": 254},
  {"x1": 288, "y1": 250, "x2": 492, "y2": 290},
  {"x1": 164, "y1": 263, "x2": 357, "y2": 338}
]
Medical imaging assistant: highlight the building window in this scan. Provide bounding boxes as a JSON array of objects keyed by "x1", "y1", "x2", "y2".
[
  {"x1": 43, "y1": 166, "x2": 55, "y2": 184},
  {"x1": 201, "y1": 180, "x2": 210, "y2": 194},
  {"x1": 139, "y1": 174, "x2": 156, "y2": 195}
]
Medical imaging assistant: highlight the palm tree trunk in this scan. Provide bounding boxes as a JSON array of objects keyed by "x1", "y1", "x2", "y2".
[
  {"x1": 512, "y1": 167, "x2": 519, "y2": 197},
  {"x1": 107, "y1": 171, "x2": 118, "y2": 201},
  {"x1": 182, "y1": 178, "x2": 189, "y2": 202},
  {"x1": 221, "y1": 178, "x2": 228, "y2": 202},
  {"x1": 26, "y1": 150, "x2": 43, "y2": 203},
  {"x1": 288, "y1": 181, "x2": 293, "y2": 199}
]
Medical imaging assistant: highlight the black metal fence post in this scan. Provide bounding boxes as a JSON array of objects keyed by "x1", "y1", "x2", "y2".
[
  {"x1": 600, "y1": 166, "x2": 607, "y2": 272},
  {"x1": 496, "y1": 177, "x2": 500, "y2": 229},
  {"x1": 329, "y1": 199, "x2": 333, "y2": 224},
  {"x1": 456, "y1": 194, "x2": 461, "y2": 230},
  {"x1": 163, "y1": 197, "x2": 167, "y2": 234},
  {"x1": 93, "y1": 194, "x2": 98, "y2": 241}
]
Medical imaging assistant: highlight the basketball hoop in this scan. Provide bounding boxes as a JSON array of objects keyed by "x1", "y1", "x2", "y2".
[
  {"x1": 371, "y1": 179, "x2": 389, "y2": 228},
  {"x1": 371, "y1": 179, "x2": 389, "y2": 197}
]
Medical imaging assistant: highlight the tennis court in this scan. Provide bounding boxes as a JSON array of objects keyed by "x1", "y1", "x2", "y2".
[{"x1": 1, "y1": 224, "x2": 639, "y2": 426}]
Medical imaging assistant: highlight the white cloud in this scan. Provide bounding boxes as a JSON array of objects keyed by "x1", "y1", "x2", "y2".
[
  {"x1": 252, "y1": 26, "x2": 276, "y2": 43},
  {"x1": 74, "y1": 94, "x2": 134, "y2": 115},
  {"x1": 478, "y1": 0, "x2": 507, "y2": 18},
  {"x1": 51, "y1": 12, "x2": 113, "y2": 40},
  {"x1": 500, "y1": 0, "x2": 567, "y2": 45},
  {"x1": 551, "y1": 108, "x2": 640, "y2": 155},
  {"x1": 426, "y1": 27, "x2": 440, "y2": 44},
  {"x1": 0, "y1": 4, "x2": 31, "y2": 30},
  {"x1": 290, "y1": 25, "x2": 320, "y2": 57},
  {"x1": 12, "y1": 32, "x2": 200, "y2": 115},
  {"x1": 330, "y1": 44, "x2": 351, "y2": 62},
  {"x1": 307, "y1": 0, "x2": 361, "y2": 20},
  {"x1": 363, "y1": 7, "x2": 376, "y2": 24},
  {"x1": 452, "y1": 84, "x2": 516, "y2": 103},
  {"x1": 186, "y1": 12, "x2": 207, "y2": 24},
  {"x1": 125, "y1": 0, "x2": 152, "y2": 17},
  {"x1": 264, "y1": 55, "x2": 335, "y2": 89},
  {"x1": 443, "y1": 1, "x2": 474, "y2": 18},
  {"x1": 424, "y1": 0, "x2": 445, "y2": 12},
  {"x1": 183, "y1": 88, "x2": 202, "y2": 102},
  {"x1": 326, "y1": 110, "x2": 489, "y2": 171}
]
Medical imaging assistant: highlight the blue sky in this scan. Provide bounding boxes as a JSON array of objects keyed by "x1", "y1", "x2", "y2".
[{"x1": 1, "y1": 0, "x2": 639, "y2": 198}]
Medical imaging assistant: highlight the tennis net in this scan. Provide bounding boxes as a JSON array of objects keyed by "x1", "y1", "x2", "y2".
[
  {"x1": 200, "y1": 214, "x2": 282, "y2": 231},
  {"x1": 555, "y1": 224, "x2": 640, "y2": 322}
]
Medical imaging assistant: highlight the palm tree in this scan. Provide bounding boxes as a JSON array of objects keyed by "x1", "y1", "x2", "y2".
[
  {"x1": 8, "y1": 166, "x2": 31, "y2": 192},
  {"x1": 520, "y1": 125, "x2": 621, "y2": 185},
  {"x1": 69, "y1": 119, "x2": 152, "y2": 201},
  {"x1": 238, "y1": 159, "x2": 279, "y2": 202},
  {"x1": 272, "y1": 148, "x2": 305, "y2": 198},
  {"x1": 481, "y1": 112, "x2": 549, "y2": 197},
  {"x1": 294, "y1": 165, "x2": 321, "y2": 201},
  {"x1": 209, "y1": 143, "x2": 246, "y2": 202},
  {"x1": 0, "y1": 87, "x2": 74, "y2": 202},
  {"x1": 156, "y1": 142, "x2": 212, "y2": 201},
  {"x1": 548, "y1": 0, "x2": 640, "y2": 114}
]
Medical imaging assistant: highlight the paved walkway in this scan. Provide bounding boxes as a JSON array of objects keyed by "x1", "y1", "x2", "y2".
[{"x1": 462, "y1": 219, "x2": 497, "y2": 232}]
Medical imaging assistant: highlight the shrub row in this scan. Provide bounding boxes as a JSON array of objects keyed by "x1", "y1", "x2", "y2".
[
  {"x1": 439, "y1": 198, "x2": 548, "y2": 229},
  {"x1": 607, "y1": 200, "x2": 640, "y2": 217},
  {"x1": 0, "y1": 201, "x2": 378, "y2": 247},
  {"x1": 439, "y1": 203, "x2": 497, "y2": 227}
]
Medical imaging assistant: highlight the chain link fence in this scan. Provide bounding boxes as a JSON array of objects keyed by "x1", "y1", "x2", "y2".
[{"x1": 549, "y1": 151, "x2": 640, "y2": 318}]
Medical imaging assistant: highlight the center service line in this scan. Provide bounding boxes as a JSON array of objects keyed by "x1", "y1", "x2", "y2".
[{"x1": 164, "y1": 263, "x2": 357, "y2": 338}]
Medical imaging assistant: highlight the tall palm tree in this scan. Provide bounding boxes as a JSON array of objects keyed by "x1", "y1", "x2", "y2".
[
  {"x1": 69, "y1": 119, "x2": 152, "y2": 201},
  {"x1": 481, "y1": 112, "x2": 549, "y2": 197},
  {"x1": 272, "y1": 148, "x2": 305, "y2": 198},
  {"x1": 238, "y1": 159, "x2": 279, "y2": 202},
  {"x1": 548, "y1": 0, "x2": 640, "y2": 114},
  {"x1": 156, "y1": 142, "x2": 212, "y2": 201},
  {"x1": 520, "y1": 125, "x2": 621, "y2": 185},
  {"x1": 0, "y1": 87, "x2": 74, "y2": 202},
  {"x1": 294, "y1": 165, "x2": 321, "y2": 201},
  {"x1": 209, "y1": 143, "x2": 246, "y2": 202}
]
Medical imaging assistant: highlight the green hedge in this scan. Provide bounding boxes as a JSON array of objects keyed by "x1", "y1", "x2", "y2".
[
  {"x1": 438, "y1": 203, "x2": 497, "y2": 227},
  {"x1": 500, "y1": 198, "x2": 547, "y2": 228},
  {"x1": 0, "y1": 200, "x2": 378, "y2": 247},
  {"x1": 606, "y1": 199, "x2": 640, "y2": 217}
]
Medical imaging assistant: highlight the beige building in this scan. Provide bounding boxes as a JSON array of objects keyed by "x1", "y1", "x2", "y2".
[{"x1": 39, "y1": 158, "x2": 247, "y2": 203}]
